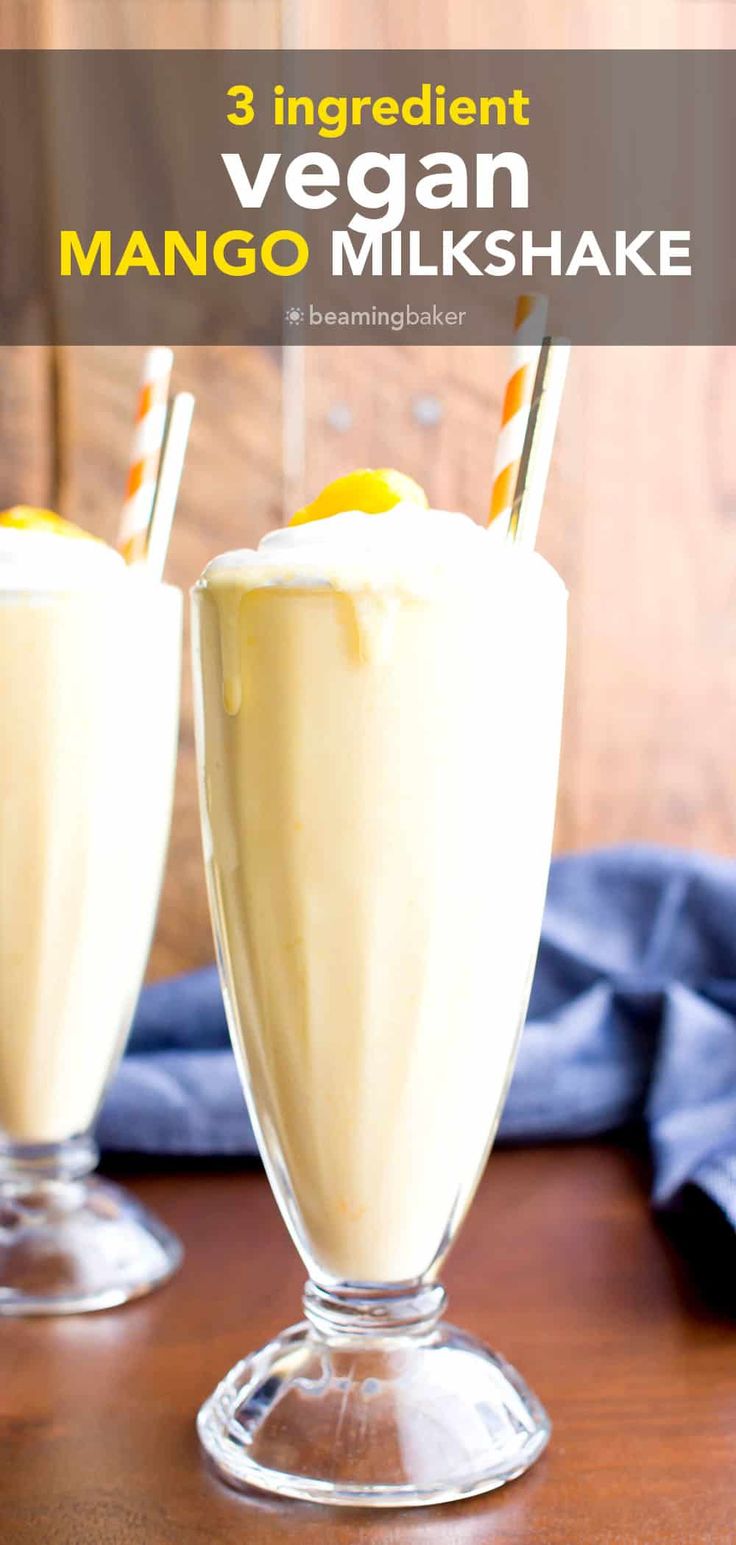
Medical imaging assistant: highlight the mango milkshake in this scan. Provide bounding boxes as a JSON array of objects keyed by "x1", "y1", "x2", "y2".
[
  {"x1": 194, "y1": 471, "x2": 567, "y2": 1284},
  {"x1": 0, "y1": 508, "x2": 182, "y2": 1314},
  {"x1": 0, "y1": 512, "x2": 181, "y2": 1143}
]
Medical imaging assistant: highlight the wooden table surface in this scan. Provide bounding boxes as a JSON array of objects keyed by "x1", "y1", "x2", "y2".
[{"x1": 1, "y1": 1142, "x2": 734, "y2": 1545}]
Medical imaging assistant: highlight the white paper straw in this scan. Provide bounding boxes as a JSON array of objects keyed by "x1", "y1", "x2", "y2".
[
  {"x1": 144, "y1": 392, "x2": 195, "y2": 581},
  {"x1": 117, "y1": 346, "x2": 173, "y2": 563},
  {"x1": 512, "y1": 340, "x2": 570, "y2": 550}
]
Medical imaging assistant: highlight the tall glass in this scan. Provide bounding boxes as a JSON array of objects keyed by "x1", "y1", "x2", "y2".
[
  {"x1": 0, "y1": 580, "x2": 183, "y2": 1314},
  {"x1": 193, "y1": 540, "x2": 566, "y2": 1506}
]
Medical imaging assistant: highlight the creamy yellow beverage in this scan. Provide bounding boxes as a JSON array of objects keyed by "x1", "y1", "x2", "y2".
[
  {"x1": 0, "y1": 529, "x2": 181, "y2": 1144},
  {"x1": 195, "y1": 496, "x2": 566, "y2": 1285}
]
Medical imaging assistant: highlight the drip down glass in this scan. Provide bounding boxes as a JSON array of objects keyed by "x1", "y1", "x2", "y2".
[
  {"x1": 193, "y1": 506, "x2": 567, "y2": 1506},
  {"x1": 0, "y1": 572, "x2": 183, "y2": 1314}
]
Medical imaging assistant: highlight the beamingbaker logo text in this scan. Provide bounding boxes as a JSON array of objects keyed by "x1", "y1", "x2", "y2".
[{"x1": 285, "y1": 303, "x2": 468, "y2": 332}]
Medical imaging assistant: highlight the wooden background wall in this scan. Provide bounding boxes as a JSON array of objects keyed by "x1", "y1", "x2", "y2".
[{"x1": 2, "y1": 1, "x2": 735, "y2": 978}]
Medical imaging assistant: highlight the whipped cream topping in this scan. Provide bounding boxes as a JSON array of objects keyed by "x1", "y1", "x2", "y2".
[
  {"x1": 199, "y1": 504, "x2": 565, "y2": 602},
  {"x1": 0, "y1": 529, "x2": 127, "y2": 592}
]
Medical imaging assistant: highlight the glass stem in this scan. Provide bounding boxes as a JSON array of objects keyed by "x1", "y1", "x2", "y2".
[
  {"x1": 0, "y1": 1134, "x2": 98, "y2": 1205},
  {"x1": 303, "y1": 1278, "x2": 447, "y2": 1344}
]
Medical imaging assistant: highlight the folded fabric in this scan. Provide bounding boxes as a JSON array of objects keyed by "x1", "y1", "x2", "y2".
[{"x1": 98, "y1": 845, "x2": 736, "y2": 1235}]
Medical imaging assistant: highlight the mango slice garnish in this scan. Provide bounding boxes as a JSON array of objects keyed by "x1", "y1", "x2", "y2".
[
  {"x1": 290, "y1": 469, "x2": 429, "y2": 527},
  {"x1": 0, "y1": 506, "x2": 99, "y2": 541}
]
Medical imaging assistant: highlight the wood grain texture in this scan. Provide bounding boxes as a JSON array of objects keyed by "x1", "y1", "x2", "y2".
[
  {"x1": 10, "y1": 349, "x2": 736, "y2": 978},
  {"x1": 1, "y1": 1144, "x2": 734, "y2": 1544},
  {"x1": 0, "y1": 349, "x2": 54, "y2": 508},
  {"x1": 56, "y1": 345, "x2": 284, "y2": 978},
  {"x1": 34, "y1": 0, "x2": 282, "y2": 49},
  {"x1": 20, "y1": 0, "x2": 736, "y2": 52},
  {"x1": 3, "y1": 1, "x2": 736, "y2": 982},
  {"x1": 296, "y1": 0, "x2": 736, "y2": 48},
  {"x1": 40, "y1": 335, "x2": 736, "y2": 978}
]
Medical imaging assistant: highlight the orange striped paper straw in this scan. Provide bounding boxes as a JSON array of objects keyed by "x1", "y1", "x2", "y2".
[
  {"x1": 512, "y1": 338, "x2": 570, "y2": 551},
  {"x1": 116, "y1": 347, "x2": 173, "y2": 564},
  {"x1": 487, "y1": 294, "x2": 548, "y2": 535}
]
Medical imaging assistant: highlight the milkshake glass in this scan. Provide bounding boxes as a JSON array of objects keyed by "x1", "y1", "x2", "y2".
[
  {"x1": 0, "y1": 531, "x2": 183, "y2": 1313},
  {"x1": 193, "y1": 504, "x2": 566, "y2": 1505}
]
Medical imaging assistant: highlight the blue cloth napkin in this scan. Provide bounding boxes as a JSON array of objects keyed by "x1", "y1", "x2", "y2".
[{"x1": 98, "y1": 845, "x2": 736, "y2": 1235}]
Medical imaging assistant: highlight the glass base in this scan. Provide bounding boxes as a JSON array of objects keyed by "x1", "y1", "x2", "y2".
[
  {"x1": 0, "y1": 1136, "x2": 182, "y2": 1316},
  {"x1": 198, "y1": 1281, "x2": 550, "y2": 1508}
]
